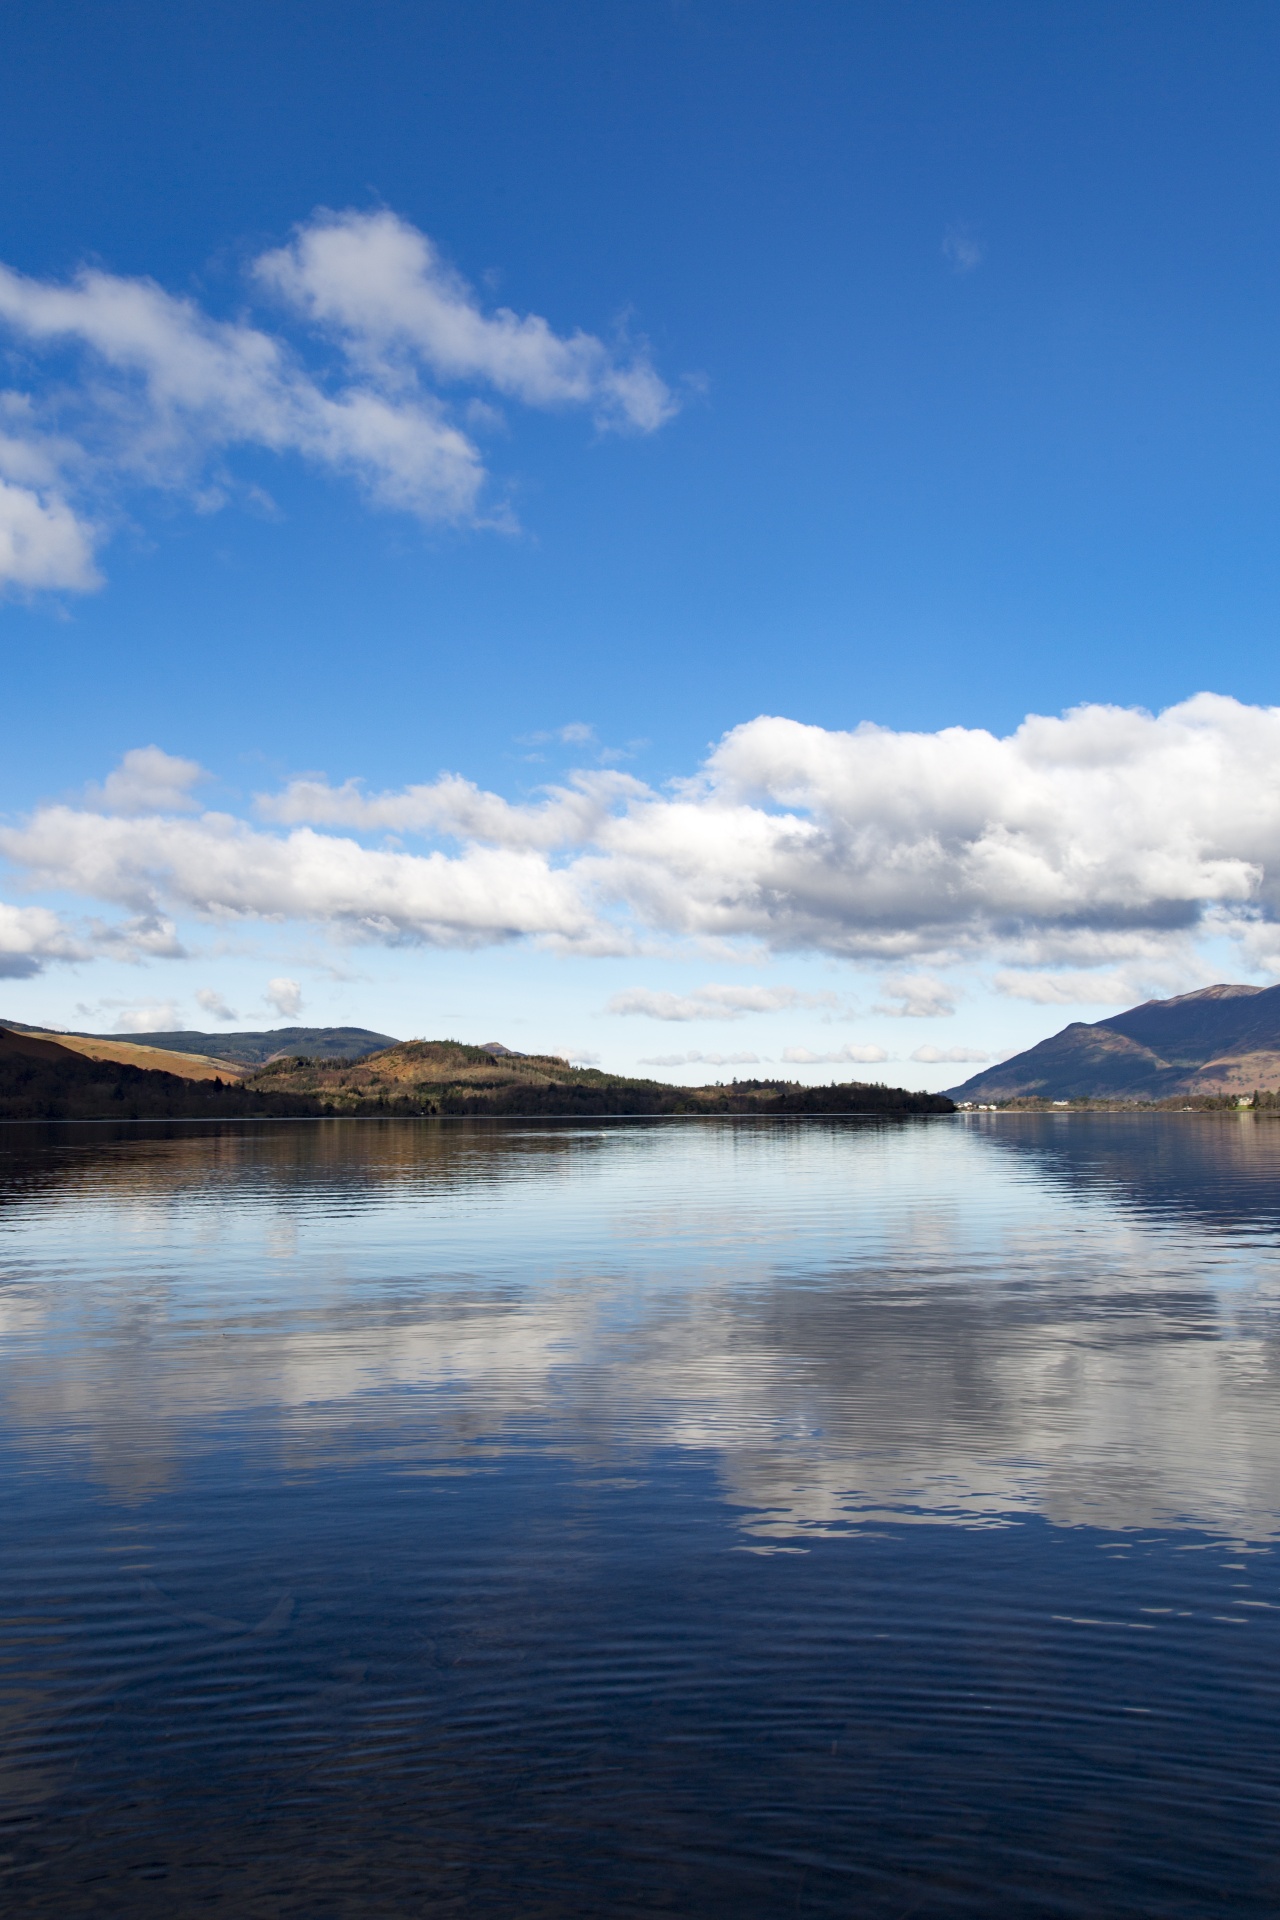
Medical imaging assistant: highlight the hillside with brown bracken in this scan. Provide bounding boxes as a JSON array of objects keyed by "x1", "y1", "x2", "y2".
[
  {"x1": 247, "y1": 1039, "x2": 953, "y2": 1115},
  {"x1": 0, "y1": 1025, "x2": 953, "y2": 1119}
]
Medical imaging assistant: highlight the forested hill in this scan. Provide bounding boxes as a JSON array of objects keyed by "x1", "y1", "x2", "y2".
[
  {"x1": 0, "y1": 1027, "x2": 953, "y2": 1119},
  {"x1": 247, "y1": 1039, "x2": 954, "y2": 1115}
]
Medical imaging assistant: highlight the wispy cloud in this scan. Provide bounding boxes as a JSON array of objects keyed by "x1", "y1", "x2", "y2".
[
  {"x1": 910, "y1": 1045, "x2": 991, "y2": 1064},
  {"x1": 607, "y1": 983, "x2": 837, "y2": 1021},
  {"x1": 0, "y1": 209, "x2": 678, "y2": 594},
  {"x1": 992, "y1": 960, "x2": 1213, "y2": 1007},
  {"x1": 71, "y1": 997, "x2": 184, "y2": 1033},
  {"x1": 195, "y1": 988, "x2": 239, "y2": 1022},
  {"x1": 873, "y1": 972, "x2": 956, "y2": 1018},
  {"x1": 639, "y1": 1050, "x2": 762, "y2": 1067},
  {"x1": 782, "y1": 1045, "x2": 890, "y2": 1066},
  {"x1": 256, "y1": 209, "x2": 676, "y2": 433},
  {"x1": 942, "y1": 223, "x2": 984, "y2": 273}
]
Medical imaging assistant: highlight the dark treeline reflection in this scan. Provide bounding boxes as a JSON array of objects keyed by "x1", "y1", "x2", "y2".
[
  {"x1": 0, "y1": 1113, "x2": 626, "y2": 1212},
  {"x1": 4, "y1": 1116, "x2": 1280, "y2": 1915},
  {"x1": 6, "y1": 1108, "x2": 1280, "y2": 1230}
]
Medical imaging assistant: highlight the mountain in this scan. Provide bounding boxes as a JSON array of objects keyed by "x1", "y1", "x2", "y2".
[
  {"x1": 0, "y1": 1022, "x2": 397, "y2": 1068},
  {"x1": 948, "y1": 984, "x2": 1280, "y2": 1102}
]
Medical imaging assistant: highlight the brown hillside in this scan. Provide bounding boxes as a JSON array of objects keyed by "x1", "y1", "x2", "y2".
[
  {"x1": 0, "y1": 1026, "x2": 307, "y2": 1119},
  {"x1": 0, "y1": 1029, "x2": 953, "y2": 1119},
  {"x1": 246, "y1": 1040, "x2": 953, "y2": 1116},
  {"x1": 15, "y1": 1029, "x2": 247, "y2": 1081}
]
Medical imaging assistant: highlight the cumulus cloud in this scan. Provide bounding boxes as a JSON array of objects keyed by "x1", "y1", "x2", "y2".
[
  {"x1": 0, "y1": 901, "x2": 86, "y2": 977},
  {"x1": 112, "y1": 1002, "x2": 181, "y2": 1033},
  {"x1": 87, "y1": 746, "x2": 208, "y2": 815},
  {"x1": 873, "y1": 972, "x2": 957, "y2": 1018},
  {"x1": 264, "y1": 977, "x2": 303, "y2": 1019},
  {"x1": 639, "y1": 1050, "x2": 762, "y2": 1068},
  {"x1": 607, "y1": 983, "x2": 836, "y2": 1021},
  {"x1": 74, "y1": 998, "x2": 184, "y2": 1033},
  {"x1": 196, "y1": 988, "x2": 239, "y2": 1021},
  {"x1": 910, "y1": 1045, "x2": 992, "y2": 1064},
  {"x1": 11, "y1": 698, "x2": 1280, "y2": 993},
  {"x1": 0, "y1": 209, "x2": 677, "y2": 592},
  {"x1": 584, "y1": 693, "x2": 1280, "y2": 967},
  {"x1": 782, "y1": 1045, "x2": 890, "y2": 1066},
  {"x1": 0, "y1": 782, "x2": 605, "y2": 950}
]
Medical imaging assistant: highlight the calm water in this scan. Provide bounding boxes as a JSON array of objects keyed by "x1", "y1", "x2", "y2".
[{"x1": 3, "y1": 1113, "x2": 1280, "y2": 1917}]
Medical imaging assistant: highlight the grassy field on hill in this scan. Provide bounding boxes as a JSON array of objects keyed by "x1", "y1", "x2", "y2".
[
  {"x1": 0, "y1": 1027, "x2": 316, "y2": 1120},
  {"x1": 22, "y1": 1030, "x2": 248, "y2": 1080}
]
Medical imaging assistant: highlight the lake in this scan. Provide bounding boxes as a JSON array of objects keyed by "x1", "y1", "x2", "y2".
[{"x1": 3, "y1": 1112, "x2": 1280, "y2": 1917}]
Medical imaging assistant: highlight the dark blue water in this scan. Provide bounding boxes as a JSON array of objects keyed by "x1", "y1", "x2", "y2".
[{"x1": 3, "y1": 1114, "x2": 1280, "y2": 1916}]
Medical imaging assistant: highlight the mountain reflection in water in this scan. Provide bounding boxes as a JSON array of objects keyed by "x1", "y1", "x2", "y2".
[{"x1": 2, "y1": 1114, "x2": 1280, "y2": 1916}]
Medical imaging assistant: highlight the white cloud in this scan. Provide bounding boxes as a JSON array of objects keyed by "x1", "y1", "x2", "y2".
[
  {"x1": 585, "y1": 694, "x2": 1280, "y2": 963},
  {"x1": 910, "y1": 1045, "x2": 992, "y2": 1064},
  {"x1": 255, "y1": 209, "x2": 676, "y2": 433},
  {"x1": 0, "y1": 787, "x2": 603, "y2": 951},
  {"x1": 264, "y1": 977, "x2": 303, "y2": 1019},
  {"x1": 88, "y1": 745, "x2": 209, "y2": 815},
  {"x1": 873, "y1": 972, "x2": 956, "y2": 1018},
  {"x1": 0, "y1": 209, "x2": 677, "y2": 591},
  {"x1": 79, "y1": 999, "x2": 184, "y2": 1034},
  {"x1": 12, "y1": 698, "x2": 1280, "y2": 993},
  {"x1": 90, "y1": 913, "x2": 187, "y2": 961},
  {"x1": 0, "y1": 901, "x2": 86, "y2": 977},
  {"x1": 991, "y1": 957, "x2": 1216, "y2": 1006},
  {"x1": 638, "y1": 1050, "x2": 762, "y2": 1067},
  {"x1": 196, "y1": 988, "x2": 239, "y2": 1022},
  {"x1": 0, "y1": 478, "x2": 100, "y2": 592},
  {"x1": 782, "y1": 1045, "x2": 890, "y2": 1066},
  {"x1": 607, "y1": 982, "x2": 836, "y2": 1021},
  {"x1": 259, "y1": 767, "x2": 645, "y2": 849}
]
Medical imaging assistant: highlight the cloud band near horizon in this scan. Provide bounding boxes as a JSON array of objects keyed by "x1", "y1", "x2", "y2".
[{"x1": 3, "y1": 695, "x2": 1280, "y2": 1000}]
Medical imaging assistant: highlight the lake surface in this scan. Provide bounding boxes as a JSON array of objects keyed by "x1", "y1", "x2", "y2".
[{"x1": 3, "y1": 1112, "x2": 1280, "y2": 1917}]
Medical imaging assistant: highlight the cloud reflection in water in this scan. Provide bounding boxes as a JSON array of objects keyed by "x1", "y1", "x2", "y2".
[{"x1": 2, "y1": 1114, "x2": 1280, "y2": 1542}]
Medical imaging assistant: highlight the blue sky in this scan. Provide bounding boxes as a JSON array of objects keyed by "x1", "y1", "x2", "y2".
[{"x1": 3, "y1": 0, "x2": 1280, "y2": 1083}]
